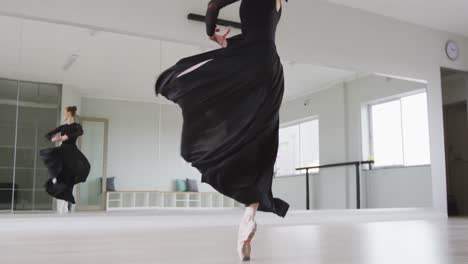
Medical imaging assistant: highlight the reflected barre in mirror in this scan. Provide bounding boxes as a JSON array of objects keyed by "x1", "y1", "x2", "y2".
[{"x1": 0, "y1": 13, "x2": 432, "y2": 213}]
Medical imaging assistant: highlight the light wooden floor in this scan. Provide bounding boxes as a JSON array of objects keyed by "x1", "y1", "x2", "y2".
[{"x1": 0, "y1": 209, "x2": 467, "y2": 264}]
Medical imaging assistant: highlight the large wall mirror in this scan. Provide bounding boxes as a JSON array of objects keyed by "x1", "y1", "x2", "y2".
[
  {"x1": 0, "y1": 16, "x2": 62, "y2": 212},
  {"x1": 274, "y1": 67, "x2": 431, "y2": 210},
  {"x1": 0, "y1": 14, "x2": 433, "y2": 213}
]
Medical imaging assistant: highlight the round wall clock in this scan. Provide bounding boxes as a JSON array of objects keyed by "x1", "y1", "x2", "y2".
[{"x1": 446, "y1": 40, "x2": 459, "y2": 61}]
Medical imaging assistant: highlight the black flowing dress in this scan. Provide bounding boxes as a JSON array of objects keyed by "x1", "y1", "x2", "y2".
[
  {"x1": 156, "y1": 0, "x2": 289, "y2": 217},
  {"x1": 40, "y1": 123, "x2": 91, "y2": 204}
]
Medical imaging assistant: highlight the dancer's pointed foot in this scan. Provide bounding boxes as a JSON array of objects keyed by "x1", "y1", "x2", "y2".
[{"x1": 237, "y1": 217, "x2": 257, "y2": 261}]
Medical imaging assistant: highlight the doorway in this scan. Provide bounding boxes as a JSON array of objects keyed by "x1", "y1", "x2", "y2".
[
  {"x1": 76, "y1": 117, "x2": 109, "y2": 211},
  {"x1": 441, "y1": 68, "x2": 468, "y2": 216}
]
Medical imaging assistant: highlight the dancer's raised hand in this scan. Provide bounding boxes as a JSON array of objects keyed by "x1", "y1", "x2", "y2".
[{"x1": 209, "y1": 27, "x2": 231, "y2": 48}]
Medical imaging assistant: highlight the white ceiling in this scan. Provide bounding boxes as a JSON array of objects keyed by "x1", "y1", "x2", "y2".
[
  {"x1": 282, "y1": 62, "x2": 357, "y2": 100},
  {"x1": 0, "y1": 15, "x2": 358, "y2": 103},
  {"x1": 327, "y1": 0, "x2": 468, "y2": 37}
]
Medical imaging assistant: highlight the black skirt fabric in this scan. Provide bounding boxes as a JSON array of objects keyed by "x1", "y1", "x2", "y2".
[
  {"x1": 156, "y1": 35, "x2": 289, "y2": 217},
  {"x1": 40, "y1": 144, "x2": 91, "y2": 204}
]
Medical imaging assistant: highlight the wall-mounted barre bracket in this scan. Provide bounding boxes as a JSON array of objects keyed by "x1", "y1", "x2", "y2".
[{"x1": 187, "y1": 13, "x2": 242, "y2": 30}]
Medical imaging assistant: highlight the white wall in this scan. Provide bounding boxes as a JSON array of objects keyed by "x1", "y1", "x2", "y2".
[
  {"x1": 364, "y1": 166, "x2": 433, "y2": 208},
  {"x1": 82, "y1": 98, "x2": 159, "y2": 190},
  {"x1": 3, "y1": 0, "x2": 468, "y2": 214},
  {"x1": 81, "y1": 97, "x2": 211, "y2": 192},
  {"x1": 60, "y1": 85, "x2": 81, "y2": 121}
]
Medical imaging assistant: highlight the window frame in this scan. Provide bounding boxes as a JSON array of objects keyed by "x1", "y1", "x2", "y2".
[
  {"x1": 275, "y1": 116, "x2": 320, "y2": 178},
  {"x1": 367, "y1": 89, "x2": 430, "y2": 169}
]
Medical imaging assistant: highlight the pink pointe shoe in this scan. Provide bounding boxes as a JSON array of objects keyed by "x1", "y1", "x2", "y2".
[{"x1": 237, "y1": 218, "x2": 257, "y2": 261}]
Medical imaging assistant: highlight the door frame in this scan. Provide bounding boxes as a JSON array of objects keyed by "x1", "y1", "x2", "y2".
[{"x1": 76, "y1": 117, "x2": 109, "y2": 211}]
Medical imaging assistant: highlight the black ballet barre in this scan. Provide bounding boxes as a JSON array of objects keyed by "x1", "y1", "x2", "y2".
[
  {"x1": 296, "y1": 160, "x2": 374, "y2": 210},
  {"x1": 187, "y1": 13, "x2": 242, "y2": 29}
]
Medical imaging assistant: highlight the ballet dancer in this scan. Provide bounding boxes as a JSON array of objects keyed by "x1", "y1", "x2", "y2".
[
  {"x1": 156, "y1": 0, "x2": 289, "y2": 260},
  {"x1": 40, "y1": 106, "x2": 91, "y2": 213}
]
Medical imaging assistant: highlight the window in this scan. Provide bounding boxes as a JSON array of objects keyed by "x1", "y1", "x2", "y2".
[
  {"x1": 369, "y1": 92, "x2": 430, "y2": 167},
  {"x1": 275, "y1": 119, "x2": 319, "y2": 177}
]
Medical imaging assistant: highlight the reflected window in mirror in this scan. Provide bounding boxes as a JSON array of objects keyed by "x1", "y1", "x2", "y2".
[
  {"x1": 368, "y1": 91, "x2": 430, "y2": 167},
  {"x1": 275, "y1": 118, "x2": 319, "y2": 177}
]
